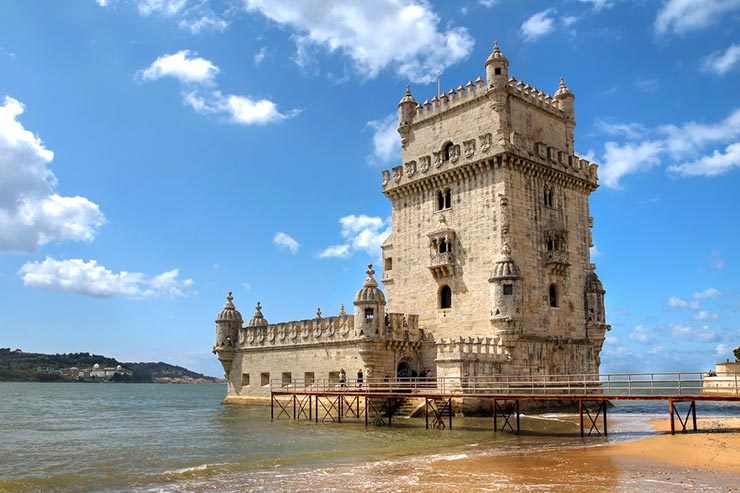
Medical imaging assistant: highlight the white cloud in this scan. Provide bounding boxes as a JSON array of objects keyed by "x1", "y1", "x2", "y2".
[
  {"x1": 562, "y1": 15, "x2": 579, "y2": 27},
  {"x1": 629, "y1": 325, "x2": 654, "y2": 344},
  {"x1": 655, "y1": 0, "x2": 740, "y2": 36},
  {"x1": 254, "y1": 46, "x2": 267, "y2": 65},
  {"x1": 715, "y1": 343, "x2": 732, "y2": 358},
  {"x1": 140, "y1": 52, "x2": 298, "y2": 126},
  {"x1": 140, "y1": 50, "x2": 219, "y2": 84},
  {"x1": 521, "y1": 9, "x2": 556, "y2": 42},
  {"x1": 668, "y1": 142, "x2": 740, "y2": 177},
  {"x1": 19, "y1": 257, "x2": 193, "y2": 298},
  {"x1": 694, "y1": 288, "x2": 721, "y2": 299},
  {"x1": 243, "y1": 0, "x2": 474, "y2": 83},
  {"x1": 596, "y1": 108, "x2": 740, "y2": 187},
  {"x1": 599, "y1": 140, "x2": 663, "y2": 189},
  {"x1": 667, "y1": 296, "x2": 699, "y2": 309},
  {"x1": 273, "y1": 232, "x2": 300, "y2": 254},
  {"x1": 668, "y1": 323, "x2": 718, "y2": 342},
  {"x1": 319, "y1": 214, "x2": 390, "y2": 259},
  {"x1": 96, "y1": 0, "x2": 109, "y2": 5},
  {"x1": 702, "y1": 43, "x2": 740, "y2": 75},
  {"x1": 578, "y1": 0, "x2": 614, "y2": 10},
  {"x1": 693, "y1": 310, "x2": 720, "y2": 321},
  {"x1": 594, "y1": 120, "x2": 645, "y2": 140},
  {"x1": 99, "y1": 0, "x2": 228, "y2": 33},
  {"x1": 635, "y1": 78, "x2": 659, "y2": 92},
  {"x1": 136, "y1": 0, "x2": 187, "y2": 16},
  {"x1": 0, "y1": 96, "x2": 105, "y2": 253},
  {"x1": 367, "y1": 114, "x2": 400, "y2": 166}
]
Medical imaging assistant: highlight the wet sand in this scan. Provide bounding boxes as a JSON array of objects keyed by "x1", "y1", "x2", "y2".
[{"x1": 401, "y1": 416, "x2": 740, "y2": 492}]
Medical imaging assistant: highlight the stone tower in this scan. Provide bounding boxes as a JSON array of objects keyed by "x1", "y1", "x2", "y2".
[{"x1": 380, "y1": 42, "x2": 609, "y2": 379}]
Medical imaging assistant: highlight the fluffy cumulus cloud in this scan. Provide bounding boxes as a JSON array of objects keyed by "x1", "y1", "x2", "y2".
[
  {"x1": 19, "y1": 257, "x2": 193, "y2": 298},
  {"x1": 578, "y1": 0, "x2": 614, "y2": 10},
  {"x1": 140, "y1": 50, "x2": 219, "y2": 84},
  {"x1": 243, "y1": 0, "x2": 474, "y2": 83},
  {"x1": 98, "y1": 0, "x2": 228, "y2": 33},
  {"x1": 694, "y1": 287, "x2": 721, "y2": 299},
  {"x1": 655, "y1": 0, "x2": 740, "y2": 36},
  {"x1": 319, "y1": 214, "x2": 390, "y2": 259},
  {"x1": 667, "y1": 296, "x2": 699, "y2": 309},
  {"x1": 273, "y1": 232, "x2": 300, "y2": 254},
  {"x1": 367, "y1": 114, "x2": 400, "y2": 166},
  {"x1": 140, "y1": 51, "x2": 298, "y2": 125},
  {"x1": 595, "y1": 108, "x2": 740, "y2": 187},
  {"x1": 0, "y1": 96, "x2": 104, "y2": 253},
  {"x1": 629, "y1": 325, "x2": 654, "y2": 344},
  {"x1": 702, "y1": 43, "x2": 740, "y2": 75},
  {"x1": 520, "y1": 9, "x2": 556, "y2": 42}
]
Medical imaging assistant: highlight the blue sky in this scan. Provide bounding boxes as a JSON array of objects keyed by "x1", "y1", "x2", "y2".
[{"x1": 1, "y1": 0, "x2": 739, "y2": 377}]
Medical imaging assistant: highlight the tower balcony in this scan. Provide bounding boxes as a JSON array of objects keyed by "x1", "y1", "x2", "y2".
[
  {"x1": 545, "y1": 250, "x2": 570, "y2": 274},
  {"x1": 429, "y1": 252, "x2": 455, "y2": 278}
]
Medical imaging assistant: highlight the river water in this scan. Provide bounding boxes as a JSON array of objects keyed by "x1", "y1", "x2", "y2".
[{"x1": 1, "y1": 382, "x2": 738, "y2": 492}]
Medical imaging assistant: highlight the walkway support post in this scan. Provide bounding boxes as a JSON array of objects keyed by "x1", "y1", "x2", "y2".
[
  {"x1": 670, "y1": 399, "x2": 675, "y2": 435},
  {"x1": 579, "y1": 399, "x2": 584, "y2": 438},
  {"x1": 448, "y1": 397, "x2": 453, "y2": 429},
  {"x1": 603, "y1": 400, "x2": 608, "y2": 436},
  {"x1": 270, "y1": 393, "x2": 274, "y2": 422},
  {"x1": 425, "y1": 398, "x2": 429, "y2": 430},
  {"x1": 515, "y1": 399, "x2": 520, "y2": 434},
  {"x1": 493, "y1": 398, "x2": 497, "y2": 433},
  {"x1": 692, "y1": 400, "x2": 697, "y2": 431}
]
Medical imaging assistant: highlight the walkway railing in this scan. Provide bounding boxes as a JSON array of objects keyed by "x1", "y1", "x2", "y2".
[{"x1": 271, "y1": 371, "x2": 740, "y2": 397}]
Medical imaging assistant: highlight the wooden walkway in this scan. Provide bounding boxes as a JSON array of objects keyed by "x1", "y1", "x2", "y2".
[{"x1": 269, "y1": 372, "x2": 740, "y2": 436}]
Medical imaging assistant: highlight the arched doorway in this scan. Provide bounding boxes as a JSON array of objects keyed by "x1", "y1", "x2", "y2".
[{"x1": 397, "y1": 359, "x2": 418, "y2": 379}]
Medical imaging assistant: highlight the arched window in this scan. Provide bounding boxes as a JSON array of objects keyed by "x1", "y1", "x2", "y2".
[
  {"x1": 444, "y1": 188, "x2": 452, "y2": 209},
  {"x1": 439, "y1": 238, "x2": 447, "y2": 253},
  {"x1": 544, "y1": 187, "x2": 554, "y2": 208},
  {"x1": 443, "y1": 142, "x2": 454, "y2": 161},
  {"x1": 436, "y1": 190, "x2": 445, "y2": 211},
  {"x1": 547, "y1": 239, "x2": 555, "y2": 251},
  {"x1": 364, "y1": 308, "x2": 374, "y2": 320},
  {"x1": 549, "y1": 284, "x2": 558, "y2": 308},
  {"x1": 439, "y1": 285, "x2": 452, "y2": 309}
]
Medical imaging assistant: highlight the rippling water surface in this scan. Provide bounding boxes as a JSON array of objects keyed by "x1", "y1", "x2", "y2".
[{"x1": 1, "y1": 383, "x2": 738, "y2": 492}]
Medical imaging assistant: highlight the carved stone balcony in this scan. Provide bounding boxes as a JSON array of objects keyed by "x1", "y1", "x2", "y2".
[
  {"x1": 545, "y1": 250, "x2": 569, "y2": 274},
  {"x1": 429, "y1": 252, "x2": 455, "y2": 278}
]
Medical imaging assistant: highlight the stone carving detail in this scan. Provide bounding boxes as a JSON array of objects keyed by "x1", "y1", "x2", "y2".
[
  {"x1": 449, "y1": 144, "x2": 461, "y2": 163},
  {"x1": 312, "y1": 308, "x2": 322, "y2": 337},
  {"x1": 392, "y1": 166, "x2": 403, "y2": 183},
  {"x1": 382, "y1": 169, "x2": 390, "y2": 186},
  {"x1": 256, "y1": 328, "x2": 264, "y2": 344},
  {"x1": 405, "y1": 160, "x2": 417, "y2": 178},
  {"x1": 480, "y1": 133, "x2": 492, "y2": 152},
  {"x1": 419, "y1": 155, "x2": 431, "y2": 173},
  {"x1": 463, "y1": 139, "x2": 476, "y2": 158},
  {"x1": 301, "y1": 321, "x2": 309, "y2": 339},
  {"x1": 247, "y1": 330, "x2": 255, "y2": 344},
  {"x1": 278, "y1": 326, "x2": 286, "y2": 341},
  {"x1": 268, "y1": 327, "x2": 275, "y2": 342},
  {"x1": 433, "y1": 151, "x2": 443, "y2": 168},
  {"x1": 509, "y1": 131, "x2": 525, "y2": 150}
]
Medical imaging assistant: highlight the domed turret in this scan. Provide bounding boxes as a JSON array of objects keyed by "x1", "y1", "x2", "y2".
[
  {"x1": 247, "y1": 302, "x2": 268, "y2": 327},
  {"x1": 489, "y1": 243, "x2": 524, "y2": 338},
  {"x1": 554, "y1": 77, "x2": 575, "y2": 115},
  {"x1": 214, "y1": 292, "x2": 242, "y2": 376},
  {"x1": 397, "y1": 85, "x2": 417, "y2": 146},
  {"x1": 354, "y1": 264, "x2": 386, "y2": 339},
  {"x1": 585, "y1": 265, "x2": 606, "y2": 324},
  {"x1": 485, "y1": 41, "x2": 509, "y2": 89}
]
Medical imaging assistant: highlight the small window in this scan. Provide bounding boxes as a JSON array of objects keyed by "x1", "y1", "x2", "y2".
[
  {"x1": 241, "y1": 372, "x2": 250, "y2": 387},
  {"x1": 436, "y1": 190, "x2": 445, "y2": 211},
  {"x1": 328, "y1": 371, "x2": 340, "y2": 384},
  {"x1": 304, "y1": 372, "x2": 315, "y2": 386},
  {"x1": 444, "y1": 188, "x2": 452, "y2": 209},
  {"x1": 549, "y1": 284, "x2": 558, "y2": 308},
  {"x1": 439, "y1": 238, "x2": 447, "y2": 253},
  {"x1": 365, "y1": 307, "x2": 374, "y2": 320},
  {"x1": 503, "y1": 284, "x2": 513, "y2": 296},
  {"x1": 281, "y1": 372, "x2": 292, "y2": 387},
  {"x1": 494, "y1": 67, "x2": 502, "y2": 75},
  {"x1": 443, "y1": 142, "x2": 454, "y2": 161},
  {"x1": 439, "y1": 285, "x2": 452, "y2": 309},
  {"x1": 261, "y1": 372, "x2": 270, "y2": 386},
  {"x1": 544, "y1": 188, "x2": 554, "y2": 208},
  {"x1": 384, "y1": 257, "x2": 393, "y2": 271}
]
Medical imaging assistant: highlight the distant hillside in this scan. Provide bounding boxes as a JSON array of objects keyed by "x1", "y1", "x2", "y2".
[{"x1": 0, "y1": 348, "x2": 222, "y2": 383}]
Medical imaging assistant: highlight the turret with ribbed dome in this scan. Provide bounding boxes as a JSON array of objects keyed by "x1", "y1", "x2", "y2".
[
  {"x1": 213, "y1": 292, "x2": 242, "y2": 377},
  {"x1": 397, "y1": 85, "x2": 417, "y2": 146},
  {"x1": 247, "y1": 302, "x2": 268, "y2": 327},
  {"x1": 585, "y1": 264, "x2": 607, "y2": 327},
  {"x1": 485, "y1": 41, "x2": 509, "y2": 89},
  {"x1": 489, "y1": 243, "x2": 524, "y2": 339},
  {"x1": 354, "y1": 264, "x2": 386, "y2": 339}
]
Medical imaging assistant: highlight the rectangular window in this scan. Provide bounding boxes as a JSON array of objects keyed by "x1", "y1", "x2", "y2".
[
  {"x1": 384, "y1": 257, "x2": 393, "y2": 271},
  {"x1": 261, "y1": 372, "x2": 270, "y2": 387},
  {"x1": 503, "y1": 284, "x2": 513, "y2": 296},
  {"x1": 365, "y1": 307, "x2": 374, "y2": 320},
  {"x1": 241, "y1": 372, "x2": 250, "y2": 387},
  {"x1": 304, "y1": 372, "x2": 315, "y2": 386},
  {"x1": 281, "y1": 372, "x2": 292, "y2": 387}
]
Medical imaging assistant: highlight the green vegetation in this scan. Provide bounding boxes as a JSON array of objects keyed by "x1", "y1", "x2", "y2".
[
  {"x1": 0, "y1": 348, "x2": 219, "y2": 383},
  {"x1": 734, "y1": 346, "x2": 740, "y2": 362}
]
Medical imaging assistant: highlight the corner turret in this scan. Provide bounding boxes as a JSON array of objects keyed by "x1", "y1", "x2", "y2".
[
  {"x1": 485, "y1": 41, "x2": 509, "y2": 89},
  {"x1": 354, "y1": 264, "x2": 386, "y2": 339},
  {"x1": 489, "y1": 243, "x2": 524, "y2": 344},
  {"x1": 213, "y1": 292, "x2": 242, "y2": 376},
  {"x1": 554, "y1": 77, "x2": 574, "y2": 116},
  {"x1": 397, "y1": 85, "x2": 417, "y2": 147}
]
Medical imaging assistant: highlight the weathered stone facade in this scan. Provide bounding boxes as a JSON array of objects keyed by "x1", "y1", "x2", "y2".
[{"x1": 214, "y1": 43, "x2": 610, "y2": 399}]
